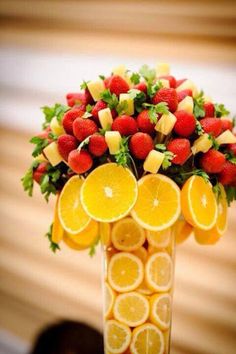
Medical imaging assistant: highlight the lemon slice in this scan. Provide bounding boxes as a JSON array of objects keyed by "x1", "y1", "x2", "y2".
[
  {"x1": 100, "y1": 223, "x2": 112, "y2": 246},
  {"x1": 147, "y1": 228, "x2": 171, "y2": 249},
  {"x1": 111, "y1": 217, "x2": 146, "y2": 252},
  {"x1": 104, "y1": 282, "x2": 116, "y2": 319},
  {"x1": 105, "y1": 320, "x2": 131, "y2": 353},
  {"x1": 132, "y1": 247, "x2": 148, "y2": 264},
  {"x1": 66, "y1": 219, "x2": 99, "y2": 249},
  {"x1": 108, "y1": 252, "x2": 144, "y2": 293},
  {"x1": 58, "y1": 176, "x2": 91, "y2": 234},
  {"x1": 150, "y1": 293, "x2": 172, "y2": 330},
  {"x1": 145, "y1": 252, "x2": 173, "y2": 292},
  {"x1": 181, "y1": 175, "x2": 217, "y2": 230},
  {"x1": 194, "y1": 184, "x2": 228, "y2": 244},
  {"x1": 130, "y1": 323, "x2": 164, "y2": 354},
  {"x1": 113, "y1": 292, "x2": 149, "y2": 327},
  {"x1": 131, "y1": 174, "x2": 181, "y2": 231},
  {"x1": 52, "y1": 194, "x2": 64, "y2": 244},
  {"x1": 81, "y1": 163, "x2": 138, "y2": 222},
  {"x1": 173, "y1": 219, "x2": 193, "y2": 244}
]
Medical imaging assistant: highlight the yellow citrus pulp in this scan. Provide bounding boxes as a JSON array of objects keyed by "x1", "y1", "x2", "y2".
[
  {"x1": 80, "y1": 163, "x2": 138, "y2": 222},
  {"x1": 194, "y1": 183, "x2": 228, "y2": 245},
  {"x1": 105, "y1": 320, "x2": 131, "y2": 353},
  {"x1": 51, "y1": 194, "x2": 64, "y2": 244},
  {"x1": 130, "y1": 323, "x2": 164, "y2": 354},
  {"x1": 149, "y1": 293, "x2": 172, "y2": 330},
  {"x1": 131, "y1": 174, "x2": 181, "y2": 231},
  {"x1": 113, "y1": 291, "x2": 149, "y2": 327},
  {"x1": 181, "y1": 175, "x2": 217, "y2": 230},
  {"x1": 105, "y1": 282, "x2": 116, "y2": 319},
  {"x1": 173, "y1": 219, "x2": 193, "y2": 244},
  {"x1": 108, "y1": 252, "x2": 144, "y2": 293},
  {"x1": 146, "y1": 228, "x2": 171, "y2": 249},
  {"x1": 132, "y1": 247, "x2": 148, "y2": 264},
  {"x1": 66, "y1": 219, "x2": 98, "y2": 249},
  {"x1": 100, "y1": 222, "x2": 112, "y2": 246},
  {"x1": 111, "y1": 218, "x2": 146, "y2": 252},
  {"x1": 145, "y1": 252, "x2": 173, "y2": 292},
  {"x1": 58, "y1": 176, "x2": 91, "y2": 234}
]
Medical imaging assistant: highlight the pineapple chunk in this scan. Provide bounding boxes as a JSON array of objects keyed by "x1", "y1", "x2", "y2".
[
  {"x1": 177, "y1": 96, "x2": 194, "y2": 114},
  {"x1": 191, "y1": 133, "x2": 212, "y2": 155},
  {"x1": 155, "y1": 112, "x2": 177, "y2": 135},
  {"x1": 43, "y1": 142, "x2": 63, "y2": 166},
  {"x1": 119, "y1": 94, "x2": 134, "y2": 115},
  {"x1": 105, "y1": 131, "x2": 121, "y2": 155},
  {"x1": 176, "y1": 79, "x2": 198, "y2": 97},
  {"x1": 98, "y1": 108, "x2": 113, "y2": 130},
  {"x1": 112, "y1": 64, "x2": 127, "y2": 77},
  {"x1": 203, "y1": 94, "x2": 213, "y2": 103},
  {"x1": 156, "y1": 63, "x2": 170, "y2": 77},
  {"x1": 143, "y1": 150, "x2": 165, "y2": 174},
  {"x1": 159, "y1": 79, "x2": 170, "y2": 88},
  {"x1": 87, "y1": 80, "x2": 105, "y2": 101},
  {"x1": 50, "y1": 116, "x2": 65, "y2": 136},
  {"x1": 34, "y1": 153, "x2": 48, "y2": 163},
  {"x1": 216, "y1": 130, "x2": 236, "y2": 145}
]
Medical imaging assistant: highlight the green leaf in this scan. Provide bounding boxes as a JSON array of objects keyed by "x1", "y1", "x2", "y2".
[
  {"x1": 30, "y1": 136, "x2": 49, "y2": 157},
  {"x1": 213, "y1": 182, "x2": 222, "y2": 203},
  {"x1": 100, "y1": 89, "x2": 118, "y2": 110},
  {"x1": 162, "y1": 151, "x2": 174, "y2": 170},
  {"x1": 155, "y1": 144, "x2": 166, "y2": 152},
  {"x1": 89, "y1": 236, "x2": 100, "y2": 257},
  {"x1": 116, "y1": 100, "x2": 128, "y2": 115},
  {"x1": 208, "y1": 134, "x2": 220, "y2": 150},
  {"x1": 139, "y1": 64, "x2": 156, "y2": 83},
  {"x1": 147, "y1": 80, "x2": 163, "y2": 98},
  {"x1": 39, "y1": 164, "x2": 63, "y2": 201},
  {"x1": 130, "y1": 72, "x2": 141, "y2": 84},
  {"x1": 99, "y1": 75, "x2": 105, "y2": 80},
  {"x1": 214, "y1": 103, "x2": 230, "y2": 118},
  {"x1": 45, "y1": 224, "x2": 60, "y2": 253},
  {"x1": 80, "y1": 80, "x2": 88, "y2": 90},
  {"x1": 225, "y1": 186, "x2": 236, "y2": 206},
  {"x1": 86, "y1": 104, "x2": 93, "y2": 113},
  {"x1": 21, "y1": 160, "x2": 39, "y2": 196},
  {"x1": 193, "y1": 91, "x2": 205, "y2": 118},
  {"x1": 195, "y1": 120, "x2": 204, "y2": 135},
  {"x1": 41, "y1": 103, "x2": 70, "y2": 128},
  {"x1": 115, "y1": 137, "x2": 131, "y2": 167},
  {"x1": 225, "y1": 152, "x2": 236, "y2": 165},
  {"x1": 128, "y1": 89, "x2": 146, "y2": 113},
  {"x1": 144, "y1": 102, "x2": 169, "y2": 124}
]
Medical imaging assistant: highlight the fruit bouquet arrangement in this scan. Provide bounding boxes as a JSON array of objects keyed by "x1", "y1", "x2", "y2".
[{"x1": 22, "y1": 63, "x2": 236, "y2": 354}]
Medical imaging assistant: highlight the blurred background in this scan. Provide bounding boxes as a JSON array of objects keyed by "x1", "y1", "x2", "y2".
[{"x1": 0, "y1": 1, "x2": 236, "y2": 353}]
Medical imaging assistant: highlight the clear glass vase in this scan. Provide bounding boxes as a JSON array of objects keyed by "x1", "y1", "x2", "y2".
[{"x1": 102, "y1": 215, "x2": 175, "y2": 354}]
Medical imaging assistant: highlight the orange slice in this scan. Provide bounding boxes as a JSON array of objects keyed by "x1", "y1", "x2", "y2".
[
  {"x1": 81, "y1": 163, "x2": 138, "y2": 222},
  {"x1": 58, "y1": 176, "x2": 91, "y2": 234},
  {"x1": 52, "y1": 194, "x2": 64, "y2": 244},
  {"x1": 181, "y1": 175, "x2": 217, "y2": 230},
  {"x1": 173, "y1": 219, "x2": 193, "y2": 244},
  {"x1": 131, "y1": 174, "x2": 181, "y2": 231},
  {"x1": 66, "y1": 219, "x2": 99, "y2": 249},
  {"x1": 100, "y1": 223, "x2": 112, "y2": 246}
]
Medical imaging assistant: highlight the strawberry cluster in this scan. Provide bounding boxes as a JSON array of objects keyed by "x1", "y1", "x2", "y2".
[{"x1": 22, "y1": 64, "x2": 236, "y2": 206}]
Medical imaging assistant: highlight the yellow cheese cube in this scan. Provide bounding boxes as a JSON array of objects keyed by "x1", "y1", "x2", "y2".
[
  {"x1": 191, "y1": 133, "x2": 212, "y2": 155},
  {"x1": 87, "y1": 80, "x2": 105, "y2": 101},
  {"x1": 177, "y1": 96, "x2": 194, "y2": 114},
  {"x1": 176, "y1": 79, "x2": 198, "y2": 97},
  {"x1": 156, "y1": 63, "x2": 170, "y2": 77},
  {"x1": 159, "y1": 79, "x2": 170, "y2": 88},
  {"x1": 105, "y1": 131, "x2": 121, "y2": 155},
  {"x1": 98, "y1": 108, "x2": 113, "y2": 130},
  {"x1": 143, "y1": 150, "x2": 165, "y2": 174},
  {"x1": 216, "y1": 130, "x2": 236, "y2": 145},
  {"x1": 43, "y1": 142, "x2": 63, "y2": 166},
  {"x1": 50, "y1": 116, "x2": 65, "y2": 136},
  {"x1": 155, "y1": 112, "x2": 177, "y2": 135},
  {"x1": 112, "y1": 64, "x2": 127, "y2": 77},
  {"x1": 119, "y1": 94, "x2": 134, "y2": 115}
]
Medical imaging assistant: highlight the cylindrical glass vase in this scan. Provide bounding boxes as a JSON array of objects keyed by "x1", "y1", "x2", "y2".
[{"x1": 102, "y1": 215, "x2": 175, "y2": 354}]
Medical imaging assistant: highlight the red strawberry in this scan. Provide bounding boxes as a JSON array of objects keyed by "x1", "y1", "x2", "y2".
[
  {"x1": 57, "y1": 134, "x2": 78, "y2": 161},
  {"x1": 159, "y1": 75, "x2": 176, "y2": 88},
  {"x1": 221, "y1": 119, "x2": 233, "y2": 132},
  {"x1": 107, "y1": 75, "x2": 130, "y2": 96},
  {"x1": 152, "y1": 88, "x2": 178, "y2": 113},
  {"x1": 104, "y1": 76, "x2": 111, "y2": 88},
  {"x1": 137, "y1": 110, "x2": 155, "y2": 134},
  {"x1": 62, "y1": 108, "x2": 85, "y2": 135},
  {"x1": 36, "y1": 126, "x2": 53, "y2": 141},
  {"x1": 218, "y1": 161, "x2": 236, "y2": 185},
  {"x1": 177, "y1": 89, "x2": 193, "y2": 102},
  {"x1": 68, "y1": 150, "x2": 93, "y2": 174},
  {"x1": 66, "y1": 93, "x2": 85, "y2": 107},
  {"x1": 129, "y1": 132, "x2": 154, "y2": 160},
  {"x1": 84, "y1": 88, "x2": 94, "y2": 105},
  {"x1": 88, "y1": 134, "x2": 108, "y2": 157},
  {"x1": 73, "y1": 118, "x2": 98, "y2": 142},
  {"x1": 174, "y1": 110, "x2": 196, "y2": 137},
  {"x1": 200, "y1": 118, "x2": 222, "y2": 137},
  {"x1": 134, "y1": 82, "x2": 147, "y2": 94},
  {"x1": 112, "y1": 115, "x2": 138, "y2": 136},
  {"x1": 203, "y1": 102, "x2": 215, "y2": 117},
  {"x1": 228, "y1": 143, "x2": 236, "y2": 156},
  {"x1": 33, "y1": 162, "x2": 48, "y2": 184},
  {"x1": 176, "y1": 79, "x2": 186, "y2": 87},
  {"x1": 167, "y1": 139, "x2": 191, "y2": 165},
  {"x1": 200, "y1": 149, "x2": 225, "y2": 173},
  {"x1": 91, "y1": 100, "x2": 107, "y2": 122}
]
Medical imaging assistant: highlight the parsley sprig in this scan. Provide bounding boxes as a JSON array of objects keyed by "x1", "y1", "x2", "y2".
[
  {"x1": 21, "y1": 160, "x2": 40, "y2": 196},
  {"x1": 100, "y1": 89, "x2": 118, "y2": 110},
  {"x1": 45, "y1": 224, "x2": 60, "y2": 253},
  {"x1": 193, "y1": 91, "x2": 205, "y2": 118},
  {"x1": 115, "y1": 137, "x2": 131, "y2": 167},
  {"x1": 139, "y1": 65, "x2": 156, "y2": 83},
  {"x1": 208, "y1": 134, "x2": 220, "y2": 150},
  {"x1": 30, "y1": 136, "x2": 51, "y2": 157},
  {"x1": 89, "y1": 236, "x2": 100, "y2": 257},
  {"x1": 147, "y1": 80, "x2": 163, "y2": 98},
  {"x1": 130, "y1": 72, "x2": 141, "y2": 85},
  {"x1": 128, "y1": 89, "x2": 146, "y2": 113},
  {"x1": 155, "y1": 144, "x2": 174, "y2": 170},
  {"x1": 214, "y1": 103, "x2": 230, "y2": 118},
  {"x1": 225, "y1": 186, "x2": 236, "y2": 206},
  {"x1": 41, "y1": 103, "x2": 70, "y2": 128},
  {"x1": 143, "y1": 102, "x2": 169, "y2": 124}
]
